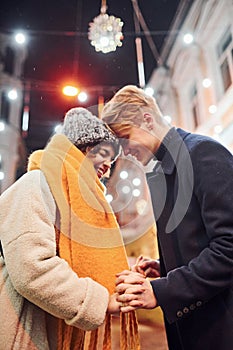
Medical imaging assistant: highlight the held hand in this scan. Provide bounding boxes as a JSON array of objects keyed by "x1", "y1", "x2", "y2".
[
  {"x1": 131, "y1": 255, "x2": 160, "y2": 278},
  {"x1": 107, "y1": 293, "x2": 122, "y2": 315},
  {"x1": 115, "y1": 270, "x2": 157, "y2": 312}
]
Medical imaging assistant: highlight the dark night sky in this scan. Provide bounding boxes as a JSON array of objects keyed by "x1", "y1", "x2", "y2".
[{"x1": 0, "y1": 0, "x2": 180, "y2": 151}]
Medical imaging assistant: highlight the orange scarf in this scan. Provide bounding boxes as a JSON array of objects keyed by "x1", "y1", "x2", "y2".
[{"x1": 28, "y1": 134, "x2": 140, "y2": 350}]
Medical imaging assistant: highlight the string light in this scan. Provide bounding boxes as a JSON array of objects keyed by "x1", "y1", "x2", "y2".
[
  {"x1": 183, "y1": 33, "x2": 194, "y2": 45},
  {"x1": 78, "y1": 91, "x2": 88, "y2": 102},
  {"x1": 14, "y1": 32, "x2": 26, "y2": 45},
  {"x1": 209, "y1": 105, "x2": 217, "y2": 114},
  {"x1": 0, "y1": 121, "x2": 5, "y2": 131},
  {"x1": 8, "y1": 89, "x2": 18, "y2": 100},
  {"x1": 88, "y1": 0, "x2": 124, "y2": 54}
]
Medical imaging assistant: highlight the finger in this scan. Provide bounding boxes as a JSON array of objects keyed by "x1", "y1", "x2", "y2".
[
  {"x1": 133, "y1": 256, "x2": 146, "y2": 271},
  {"x1": 140, "y1": 259, "x2": 160, "y2": 270},
  {"x1": 120, "y1": 305, "x2": 137, "y2": 313},
  {"x1": 116, "y1": 270, "x2": 144, "y2": 279},
  {"x1": 130, "y1": 265, "x2": 137, "y2": 272},
  {"x1": 116, "y1": 283, "x2": 145, "y2": 294},
  {"x1": 145, "y1": 267, "x2": 160, "y2": 278},
  {"x1": 127, "y1": 299, "x2": 144, "y2": 307},
  {"x1": 115, "y1": 276, "x2": 126, "y2": 286},
  {"x1": 135, "y1": 255, "x2": 143, "y2": 264},
  {"x1": 116, "y1": 270, "x2": 132, "y2": 277},
  {"x1": 115, "y1": 283, "x2": 137, "y2": 294},
  {"x1": 117, "y1": 292, "x2": 144, "y2": 304},
  {"x1": 120, "y1": 299, "x2": 144, "y2": 312},
  {"x1": 137, "y1": 260, "x2": 152, "y2": 269},
  {"x1": 116, "y1": 274, "x2": 135, "y2": 285},
  {"x1": 116, "y1": 273, "x2": 145, "y2": 286},
  {"x1": 135, "y1": 266, "x2": 146, "y2": 276},
  {"x1": 116, "y1": 277, "x2": 144, "y2": 288},
  {"x1": 124, "y1": 285, "x2": 145, "y2": 294}
]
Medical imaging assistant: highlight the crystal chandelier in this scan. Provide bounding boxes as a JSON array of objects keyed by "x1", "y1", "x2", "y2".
[{"x1": 88, "y1": 0, "x2": 124, "y2": 54}]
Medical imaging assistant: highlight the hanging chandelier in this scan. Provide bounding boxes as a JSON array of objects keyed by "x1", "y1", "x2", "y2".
[{"x1": 88, "y1": 0, "x2": 124, "y2": 54}]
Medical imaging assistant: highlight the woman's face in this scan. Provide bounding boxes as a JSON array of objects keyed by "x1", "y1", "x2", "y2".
[{"x1": 86, "y1": 143, "x2": 117, "y2": 179}]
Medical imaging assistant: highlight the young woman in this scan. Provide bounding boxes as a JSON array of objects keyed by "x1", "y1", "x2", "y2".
[{"x1": 0, "y1": 107, "x2": 139, "y2": 350}]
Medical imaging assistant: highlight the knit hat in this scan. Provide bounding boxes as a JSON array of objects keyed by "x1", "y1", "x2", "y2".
[{"x1": 61, "y1": 107, "x2": 119, "y2": 148}]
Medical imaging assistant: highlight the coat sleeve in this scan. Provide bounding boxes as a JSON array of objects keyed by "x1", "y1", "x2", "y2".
[
  {"x1": 151, "y1": 140, "x2": 233, "y2": 323},
  {"x1": 0, "y1": 170, "x2": 109, "y2": 331}
]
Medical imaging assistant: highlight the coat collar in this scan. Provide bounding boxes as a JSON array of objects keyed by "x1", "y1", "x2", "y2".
[{"x1": 148, "y1": 127, "x2": 190, "y2": 176}]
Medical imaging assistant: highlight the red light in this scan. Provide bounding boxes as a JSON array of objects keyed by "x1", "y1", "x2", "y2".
[{"x1": 62, "y1": 85, "x2": 79, "y2": 97}]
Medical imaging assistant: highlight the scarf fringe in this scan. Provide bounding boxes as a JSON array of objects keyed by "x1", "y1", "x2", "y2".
[
  {"x1": 120, "y1": 312, "x2": 140, "y2": 350},
  {"x1": 57, "y1": 319, "x2": 85, "y2": 350},
  {"x1": 57, "y1": 311, "x2": 140, "y2": 350},
  {"x1": 102, "y1": 313, "x2": 112, "y2": 350}
]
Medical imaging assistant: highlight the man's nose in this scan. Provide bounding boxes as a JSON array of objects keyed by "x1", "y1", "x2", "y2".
[{"x1": 122, "y1": 147, "x2": 130, "y2": 156}]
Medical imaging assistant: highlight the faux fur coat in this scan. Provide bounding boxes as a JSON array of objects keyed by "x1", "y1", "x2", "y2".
[{"x1": 0, "y1": 170, "x2": 109, "y2": 350}]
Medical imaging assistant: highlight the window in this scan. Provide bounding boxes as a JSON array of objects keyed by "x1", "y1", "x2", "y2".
[
  {"x1": 190, "y1": 85, "x2": 199, "y2": 129},
  {"x1": 0, "y1": 93, "x2": 10, "y2": 122},
  {"x1": 217, "y1": 27, "x2": 233, "y2": 93},
  {"x1": 4, "y1": 46, "x2": 15, "y2": 75}
]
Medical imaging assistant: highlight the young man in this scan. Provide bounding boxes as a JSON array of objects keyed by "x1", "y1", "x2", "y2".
[{"x1": 102, "y1": 85, "x2": 233, "y2": 350}]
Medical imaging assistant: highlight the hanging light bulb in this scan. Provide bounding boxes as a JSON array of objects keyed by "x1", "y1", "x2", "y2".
[{"x1": 88, "y1": 0, "x2": 124, "y2": 54}]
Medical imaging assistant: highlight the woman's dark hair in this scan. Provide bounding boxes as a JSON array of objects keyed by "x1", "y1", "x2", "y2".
[{"x1": 77, "y1": 140, "x2": 121, "y2": 161}]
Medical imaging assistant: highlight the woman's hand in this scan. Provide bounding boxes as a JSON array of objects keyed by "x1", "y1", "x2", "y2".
[
  {"x1": 107, "y1": 293, "x2": 122, "y2": 315},
  {"x1": 131, "y1": 256, "x2": 160, "y2": 278}
]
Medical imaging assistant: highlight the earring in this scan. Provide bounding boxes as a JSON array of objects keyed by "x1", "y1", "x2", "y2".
[{"x1": 148, "y1": 124, "x2": 153, "y2": 131}]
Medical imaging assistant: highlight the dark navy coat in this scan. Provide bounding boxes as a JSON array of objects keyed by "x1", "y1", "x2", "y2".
[{"x1": 147, "y1": 128, "x2": 233, "y2": 350}]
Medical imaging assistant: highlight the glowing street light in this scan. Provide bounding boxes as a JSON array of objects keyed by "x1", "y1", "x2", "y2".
[
  {"x1": 14, "y1": 32, "x2": 26, "y2": 45},
  {"x1": 164, "y1": 115, "x2": 172, "y2": 124},
  {"x1": 62, "y1": 85, "x2": 79, "y2": 97},
  {"x1": 208, "y1": 105, "x2": 217, "y2": 114},
  {"x1": 54, "y1": 123, "x2": 62, "y2": 133},
  {"x1": 183, "y1": 33, "x2": 194, "y2": 45},
  {"x1": 78, "y1": 91, "x2": 88, "y2": 102},
  {"x1": 0, "y1": 171, "x2": 4, "y2": 181},
  {"x1": 202, "y1": 78, "x2": 212, "y2": 88},
  {"x1": 144, "y1": 87, "x2": 154, "y2": 96},
  {"x1": 132, "y1": 189, "x2": 141, "y2": 197},
  {"x1": 8, "y1": 89, "x2": 18, "y2": 100},
  {"x1": 132, "y1": 177, "x2": 141, "y2": 186},
  {"x1": 106, "y1": 193, "x2": 113, "y2": 203},
  {"x1": 120, "y1": 170, "x2": 128, "y2": 179},
  {"x1": 0, "y1": 121, "x2": 5, "y2": 132}
]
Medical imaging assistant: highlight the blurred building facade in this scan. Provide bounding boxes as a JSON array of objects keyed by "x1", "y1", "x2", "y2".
[
  {"x1": 147, "y1": 0, "x2": 233, "y2": 153},
  {"x1": 0, "y1": 32, "x2": 27, "y2": 193}
]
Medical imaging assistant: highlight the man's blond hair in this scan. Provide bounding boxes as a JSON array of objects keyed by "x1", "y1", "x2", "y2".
[{"x1": 102, "y1": 85, "x2": 163, "y2": 127}]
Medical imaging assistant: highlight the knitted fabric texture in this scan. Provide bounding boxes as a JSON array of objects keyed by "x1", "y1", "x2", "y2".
[
  {"x1": 27, "y1": 134, "x2": 140, "y2": 350},
  {"x1": 61, "y1": 107, "x2": 118, "y2": 147}
]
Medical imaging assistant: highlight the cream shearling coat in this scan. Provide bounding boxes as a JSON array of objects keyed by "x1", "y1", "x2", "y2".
[{"x1": 0, "y1": 170, "x2": 109, "y2": 350}]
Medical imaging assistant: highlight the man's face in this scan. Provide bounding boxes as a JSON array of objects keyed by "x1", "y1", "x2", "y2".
[
  {"x1": 117, "y1": 125, "x2": 155, "y2": 166},
  {"x1": 86, "y1": 143, "x2": 116, "y2": 178}
]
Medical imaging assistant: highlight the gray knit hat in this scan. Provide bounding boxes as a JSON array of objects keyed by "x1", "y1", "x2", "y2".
[{"x1": 61, "y1": 107, "x2": 119, "y2": 148}]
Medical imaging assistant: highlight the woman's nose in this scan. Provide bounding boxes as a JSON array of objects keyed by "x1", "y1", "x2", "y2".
[{"x1": 103, "y1": 160, "x2": 112, "y2": 168}]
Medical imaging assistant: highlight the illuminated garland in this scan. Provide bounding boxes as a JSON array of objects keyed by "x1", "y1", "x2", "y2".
[{"x1": 88, "y1": 2, "x2": 124, "y2": 54}]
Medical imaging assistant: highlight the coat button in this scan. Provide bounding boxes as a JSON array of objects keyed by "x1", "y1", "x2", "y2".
[
  {"x1": 196, "y1": 301, "x2": 202, "y2": 307},
  {"x1": 190, "y1": 304, "x2": 196, "y2": 310},
  {"x1": 177, "y1": 310, "x2": 183, "y2": 318},
  {"x1": 183, "y1": 307, "x2": 189, "y2": 314}
]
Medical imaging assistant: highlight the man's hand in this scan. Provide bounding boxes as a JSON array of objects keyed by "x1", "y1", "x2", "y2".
[
  {"x1": 115, "y1": 270, "x2": 157, "y2": 312},
  {"x1": 131, "y1": 255, "x2": 160, "y2": 278}
]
